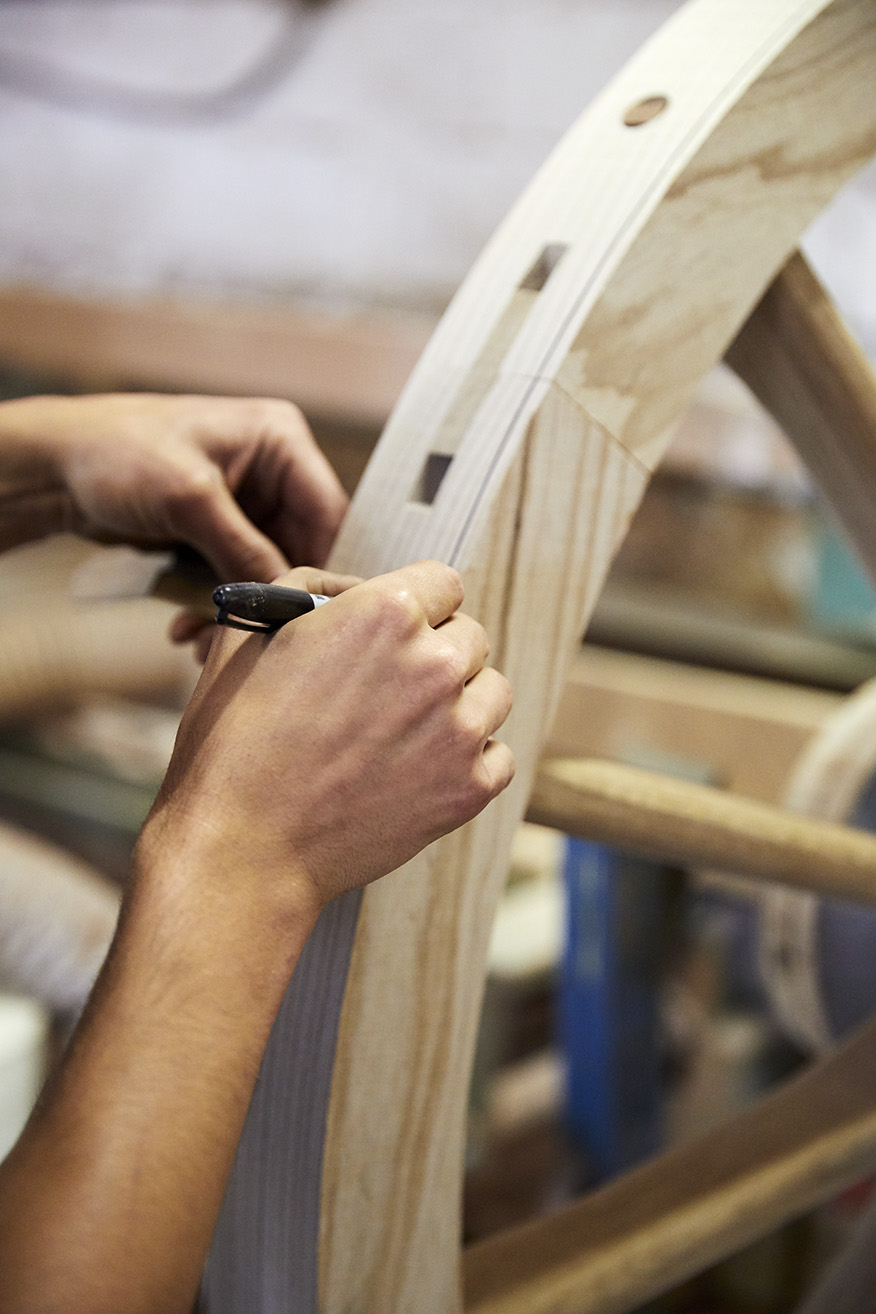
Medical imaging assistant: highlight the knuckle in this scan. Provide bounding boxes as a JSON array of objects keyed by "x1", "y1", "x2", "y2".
[
  {"x1": 440, "y1": 709, "x2": 486, "y2": 771},
  {"x1": 262, "y1": 397, "x2": 306, "y2": 432},
  {"x1": 432, "y1": 739, "x2": 514, "y2": 836},
  {"x1": 409, "y1": 642, "x2": 481, "y2": 714},
  {"x1": 492, "y1": 742, "x2": 517, "y2": 790},
  {"x1": 442, "y1": 564, "x2": 464, "y2": 607},
  {"x1": 443, "y1": 563, "x2": 463, "y2": 592},
  {"x1": 479, "y1": 625, "x2": 491, "y2": 664},
  {"x1": 274, "y1": 564, "x2": 318, "y2": 591},
  {"x1": 417, "y1": 559, "x2": 463, "y2": 607},
  {"x1": 373, "y1": 583, "x2": 422, "y2": 637},
  {"x1": 433, "y1": 642, "x2": 468, "y2": 693},
  {"x1": 168, "y1": 462, "x2": 224, "y2": 511},
  {"x1": 496, "y1": 672, "x2": 513, "y2": 717},
  {"x1": 451, "y1": 767, "x2": 496, "y2": 823},
  {"x1": 243, "y1": 398, "x2": 311, "y2": 451},
  {"x1": 473, "y1": 772, "x2": 499, "y2": 809},
  {"x1": 246, "y1": 395, "x2": 292, "y2": 422},
  {"x1": 480, "y1": 668, "x2": 513, "y2": 726},
  {"x1": 455, "y1": 702, "x2": 489, "y2": 745}
]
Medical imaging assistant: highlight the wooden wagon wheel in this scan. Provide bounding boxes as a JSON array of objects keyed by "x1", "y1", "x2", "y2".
[{"x1": 198, "y1": 3, "x2": 876, "y2": 1312}]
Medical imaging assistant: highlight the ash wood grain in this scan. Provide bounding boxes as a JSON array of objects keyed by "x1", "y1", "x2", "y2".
[
  {"x1": 199, "y1": 4, "x2": 876, "y2": 1312},
  {"x1": 528, "y1": 756, "x2": 876, "y2": 905}
]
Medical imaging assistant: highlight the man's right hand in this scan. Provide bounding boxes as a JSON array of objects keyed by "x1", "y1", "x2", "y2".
[{"x1": 140, "y1": 559, "x2": 515, "y2": 917}]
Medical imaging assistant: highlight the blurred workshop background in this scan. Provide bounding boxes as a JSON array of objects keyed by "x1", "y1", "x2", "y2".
[{"x1": 2, "y1": 3, "x2": 876, "y2": 1310}]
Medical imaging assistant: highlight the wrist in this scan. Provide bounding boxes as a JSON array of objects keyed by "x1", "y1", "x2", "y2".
[
  {"x1": 0, "y1": 785, "x2": 323, "y2": 1314},
  {"x1": 132, "y1": 802, "x2": 323, "y2": 987}
]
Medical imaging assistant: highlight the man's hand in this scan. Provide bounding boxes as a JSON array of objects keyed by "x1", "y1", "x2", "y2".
[
  {"x1": 0, "y1": 392, "x2": 348, "y2": 578},
  {"x1": 142, "y1": 560, "x2": 515, "y2": 911}
]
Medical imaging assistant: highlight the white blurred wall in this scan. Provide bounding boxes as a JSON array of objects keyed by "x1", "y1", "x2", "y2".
[
  {"x1": 0, "y1": 0, "x2": 686, "y2": 311},
  {"x1": 0, "y1": 1, "x2": 872, "y2": 345}
]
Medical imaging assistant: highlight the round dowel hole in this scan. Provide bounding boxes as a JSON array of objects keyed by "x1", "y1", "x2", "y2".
[{"x1": 623, "y1": 95, "x2": 669, "y2": 127}]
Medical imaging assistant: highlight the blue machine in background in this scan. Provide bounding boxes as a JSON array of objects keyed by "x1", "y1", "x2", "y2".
[{"x1": 559, "y1": 837, "x2": 674, "y2": 1182}]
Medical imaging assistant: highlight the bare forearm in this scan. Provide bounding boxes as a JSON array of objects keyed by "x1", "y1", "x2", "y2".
[
  {"x1": 0, "y1": 833, "x2": 318, "y2": 1314},
  {"x1": 0, "y1": 396, "x2": 72, "y2": 550}
]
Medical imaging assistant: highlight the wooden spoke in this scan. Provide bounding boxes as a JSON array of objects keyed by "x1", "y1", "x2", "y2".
[
  {"x1": 463, "y1": 1010, "x2": 876, "y2": 1314},
  {"x1": 726, "y1": 250, "x2": 876, "y2": 588},
  {"x1": 528, "y1": 756, "x2": 876, "y2": 905}
]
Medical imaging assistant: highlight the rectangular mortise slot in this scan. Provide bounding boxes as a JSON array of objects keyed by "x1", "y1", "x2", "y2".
[
  {"x1": 410, "y1": 452, "x2": 453, "y2": 506},
  {"x1": 404, "y1": 245, "x2": 568, "y2": 496},
  {"x1": 519, "y1": 242, "x2": 569, "y2": 292}
]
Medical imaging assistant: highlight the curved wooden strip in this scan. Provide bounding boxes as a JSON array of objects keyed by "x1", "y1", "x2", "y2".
[
  {"x1": 462, "y1": 1010, "x2": 876, "y2": 1314},
  {"x1": 528, "y1": 756, "x2": 876, "y2": 905},
  {"x1": 761, "y1": 677, "x2": 876, "y2": 1051},
  {"x1": 202, "y1": 3, "x2": 876, "y2": 1311}
]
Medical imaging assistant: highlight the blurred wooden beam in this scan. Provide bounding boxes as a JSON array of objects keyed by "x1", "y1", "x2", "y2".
[
  {"x1": 464, "y1": 1009, "x2": 876, "y2": 1314},
  {"x1": 528, "y1": 755, "x2": 876, "y2": 903},
  {"x1": 0, "y1": 286, "x2": 433, "y2": 430},
  {"x1": 546, "y1": 647, "x2": 842, "y2": 803}
]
